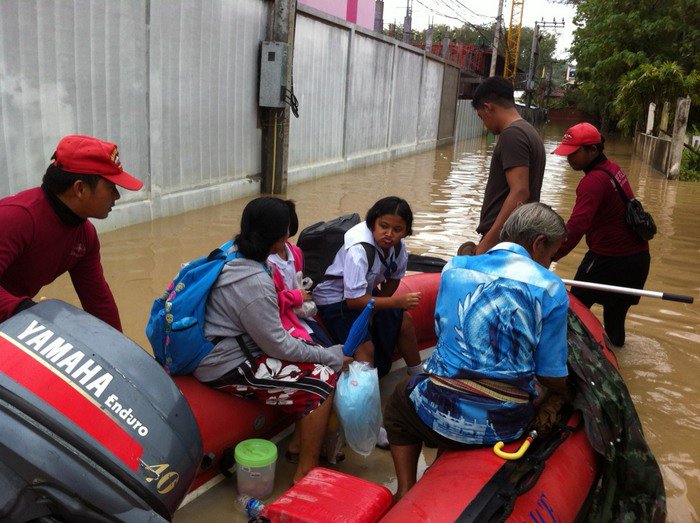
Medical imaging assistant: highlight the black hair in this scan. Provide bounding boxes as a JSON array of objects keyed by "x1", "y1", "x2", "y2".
[
  {"x1": 365, "y1": 196, "x2": 413, "y2": 236},
  {"x1": 471, "y1": 76, "x2": 515, "y2": 110},
  {"x1": 583, "y1": 134, "x2": 606, "y2": 153},
  {"x1": 235, "y1": 197, "x2": 290, "y2": 262},
  {"x1": 284, "y1": 200, "x2": 299, "y2": 237},
  {"x1": 41, "y1": 163, "x2": 100, "y2": 195}
]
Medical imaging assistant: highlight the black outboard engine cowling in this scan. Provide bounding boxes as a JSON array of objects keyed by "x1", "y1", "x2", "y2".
[{"x1": 0, "y1": 301, "x2": 203, "y2": 522}]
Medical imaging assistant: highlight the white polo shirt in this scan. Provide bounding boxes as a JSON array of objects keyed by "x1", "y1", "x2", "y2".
[
  {"x1": 268, "y1": 243, "x2": 298, "y2": 289},
  {"x1": 313, "y1": 221, "x2": 407, "y2": 306}
]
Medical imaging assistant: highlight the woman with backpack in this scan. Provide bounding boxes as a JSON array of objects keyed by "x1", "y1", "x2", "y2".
[
  {"x1": 193, "y1": 197, "x2": 351, "y2": 482},
  {"x1": 312, "y1": 196, "x2": 424, "y2": 376}
]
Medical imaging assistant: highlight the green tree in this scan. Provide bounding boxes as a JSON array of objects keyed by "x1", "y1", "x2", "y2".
[
  {"x1": 613, "y1": 62, "x2": 700, "y2": 135},
  {"x1": 570, "y1": 0, "x2": 700, "y2": 130}
]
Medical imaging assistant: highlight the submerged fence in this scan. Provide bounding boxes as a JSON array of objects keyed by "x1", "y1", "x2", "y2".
[
  {"x1": 454, "y1": 101, "x2": 483, "y2": 141},
  {"x1": 0, "y1": 1, "x2": 469, "y2": 231}
]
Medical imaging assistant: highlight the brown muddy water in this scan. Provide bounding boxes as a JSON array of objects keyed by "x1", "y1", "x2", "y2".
[{"x1": 43, "y1": 124, "x2": 700, "y2": 522}]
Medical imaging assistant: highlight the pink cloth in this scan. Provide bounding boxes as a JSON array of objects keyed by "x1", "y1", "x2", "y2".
[{"x1": 270, "y1": 243, "x2": 313, "y2": 342}]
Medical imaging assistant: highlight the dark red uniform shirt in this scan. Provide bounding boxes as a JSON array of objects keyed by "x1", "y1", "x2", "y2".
[
  {"x1": 0, "y1": 187, "x2": 122, "y2": 331},
  {"x1": 555, "y1": 157, "x2": 649, "y2": 259}
]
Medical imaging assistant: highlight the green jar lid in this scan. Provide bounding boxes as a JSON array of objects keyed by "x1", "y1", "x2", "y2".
[{"x1": 235, "y1": 439, "x2": 278, "y2": 468}]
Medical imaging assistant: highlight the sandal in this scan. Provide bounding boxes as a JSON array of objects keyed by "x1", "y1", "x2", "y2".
[{"x1": 285, "y1": 449, "x2": 346, "y2": 464}]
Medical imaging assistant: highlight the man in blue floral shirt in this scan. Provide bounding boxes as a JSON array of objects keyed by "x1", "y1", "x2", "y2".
[{"x1": 385, "y1": 203, "x2": 570, "y2": 500}]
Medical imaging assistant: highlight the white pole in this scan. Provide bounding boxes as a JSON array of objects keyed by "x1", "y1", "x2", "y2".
[{"x1": 561, "y1": 279, "x2": 694, "y2": 304}]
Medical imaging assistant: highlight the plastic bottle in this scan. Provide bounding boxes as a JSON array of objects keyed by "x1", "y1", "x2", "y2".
[{"x1": 236, "y1": 494, "x2": 265, "y2": 519}]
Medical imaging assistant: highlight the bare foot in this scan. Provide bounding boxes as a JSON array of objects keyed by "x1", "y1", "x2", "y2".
[{"x1": 293, "y1": 466, "x2": 308, "y2": 484}]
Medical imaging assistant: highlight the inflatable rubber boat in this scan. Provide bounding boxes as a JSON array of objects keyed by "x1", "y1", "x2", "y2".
[{"x1": 0, "y1": 272, "x2": 623, "y2": 521}]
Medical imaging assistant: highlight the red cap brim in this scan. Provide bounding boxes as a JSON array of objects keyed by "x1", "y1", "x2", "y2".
[
  {"x1": 551, "y1": 143, "x2": 581, "y2": 156},
  {"x1": 102, "y1": 170, "x2": 143, "y2": 191}
]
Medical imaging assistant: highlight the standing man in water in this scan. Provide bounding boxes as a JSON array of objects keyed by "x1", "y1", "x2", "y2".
[
  {"x1": 551, "y1": 123, "x2": 651, "y2": 346},
  {"x1": 0, "y1": 135, "x2": 143, "y2": 331},
  {"x1": 470, "y1": 76, "x2": 546, "y2": 255}
]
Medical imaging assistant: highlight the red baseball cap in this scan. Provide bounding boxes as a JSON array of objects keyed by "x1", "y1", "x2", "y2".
[
  {"x1": 53, "y1": 135, "x2": 143, "y2": 191},
  {"x1": 551, "y1": 123, "x2": 602, "y2": 156}
]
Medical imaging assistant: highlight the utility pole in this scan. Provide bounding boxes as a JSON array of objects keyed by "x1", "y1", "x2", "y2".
[
  {"x1": 525, "y1": 24, "x2": 540, "y2": 108},
  {"x1": 402, "y1": 0, "x2": 412, "y2": 44},
  {"x1": 526, "y1": 18, "x2": 565, "y2": 108},
  {"x1": 441, "y1": 36, "x2": 450, "y2": 58},
  {"x1": 260, "y1": 0, "x2": 296, "y2": 194},
  {"x1": 489, "y1": 0, "x2": 505, "y2": 77},
  {"x1": 374, "y1": 0, "x2": 384, "y2": 33},
  {"x1": 425, "y1": 19, "x2": 433, "y2": 51}
]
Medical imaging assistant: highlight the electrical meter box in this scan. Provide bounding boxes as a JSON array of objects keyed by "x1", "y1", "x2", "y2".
[{"x1": 259, "y1": 41, "x2": 289, "y2": 108}]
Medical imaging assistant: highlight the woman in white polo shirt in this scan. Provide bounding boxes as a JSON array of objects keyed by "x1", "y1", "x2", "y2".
[{"x1": 313, "y1": 196, "x2": 424, "y2": 379}]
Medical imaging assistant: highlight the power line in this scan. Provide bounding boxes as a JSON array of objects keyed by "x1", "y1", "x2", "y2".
[
  {"x1": 431, "y1": 0, "x2": 493, "y2": 42},
  {"x1": 442, "y1": 0, "x2": 492, "y2": 21},
  {"x1": 413, "y1": 0, "x2": 466, "y2": 24}
]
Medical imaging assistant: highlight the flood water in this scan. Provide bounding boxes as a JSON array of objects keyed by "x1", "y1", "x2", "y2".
[{"x1": 43, "y1": 123, "x2": 700, "y2": 521}]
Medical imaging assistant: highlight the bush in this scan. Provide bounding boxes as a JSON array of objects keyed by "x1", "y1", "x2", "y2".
[{"x1": 680, "y1": 147, "x2": 700, "y2": 182}]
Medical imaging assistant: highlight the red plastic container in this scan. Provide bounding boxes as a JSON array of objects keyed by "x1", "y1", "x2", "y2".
[{"x1": 263, "y1": 468, "x2": 393, "y2": 522}]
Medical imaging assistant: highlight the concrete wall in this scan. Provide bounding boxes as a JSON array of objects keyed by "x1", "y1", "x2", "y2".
[
  {"x1": 0, "y1": 0, "x2": 151, "y2": 226},
  {"x1": 634, "y1": 132, "x2": 672, "y2": 175},
  {"x1": 0, "y1": 1, "x2": 459, "y2": 231},
  {"x1": 437, "y1": 67, "x2": 460, "y2": 144},
  {"x1": 345, "y1": 33, "x2": 394, "y2": 157},
  {"x1": 0, "y1": 0, "x2": 267, "y2": 231},
  {"x1": 148, "y1": 0, "x2": 268, "y2": 222},
  {"x1": 289, "y1": 6, "x2": 457, "y2": 183},
  {"x1": 454, "y1": 101, "x2": 483, "y2": 141}
]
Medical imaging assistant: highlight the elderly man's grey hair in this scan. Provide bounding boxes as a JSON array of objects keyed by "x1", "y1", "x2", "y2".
[{"x1": 500, "y1": 202, "x2": 566, "y2": 247}]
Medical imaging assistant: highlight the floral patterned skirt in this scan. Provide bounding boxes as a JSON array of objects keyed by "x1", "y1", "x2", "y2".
[{"x1": 207, "y1": 355, "x2": 339, "y2": 416}]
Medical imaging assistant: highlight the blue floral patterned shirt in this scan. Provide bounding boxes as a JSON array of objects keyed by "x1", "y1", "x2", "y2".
[{"x1": 410, "y1": 242, "x2": 569, "y2": 445}]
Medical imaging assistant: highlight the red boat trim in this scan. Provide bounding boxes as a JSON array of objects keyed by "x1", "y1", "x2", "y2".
[
  {"x1": 455, "y1": 412, "x2": 580, "y2": 522},
  {"x1": 0, "y1": 333, "x2": 143, "y2": 472}
]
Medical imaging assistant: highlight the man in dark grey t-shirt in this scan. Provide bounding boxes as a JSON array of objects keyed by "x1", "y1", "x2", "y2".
[{"x1": 471, "y1": 77, "x2": 546, "y2": 255}]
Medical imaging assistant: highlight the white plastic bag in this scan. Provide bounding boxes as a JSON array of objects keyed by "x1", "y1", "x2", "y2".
[{"x1": 333, "y1": 361, "x2": 381, "y2": 456}]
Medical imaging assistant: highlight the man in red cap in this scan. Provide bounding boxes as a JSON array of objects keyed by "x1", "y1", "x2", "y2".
[
  {"x1": 0, "y1": 135, "x2": 143, "y2": 331},
  {"x1": 552, "y1": 123, "x2": 650, "y2": 346}
]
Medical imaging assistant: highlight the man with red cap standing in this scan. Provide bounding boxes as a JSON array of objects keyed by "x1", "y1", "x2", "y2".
[
  {"x1": 552, "y1": 123, "x2": 650, "y2": 346},
  {"x1": 0, "y1": 135, "x2": 143, "y2": 331}
]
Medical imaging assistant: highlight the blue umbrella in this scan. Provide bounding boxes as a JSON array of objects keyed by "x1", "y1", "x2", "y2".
[{"x1": 343, "y1": 299, "x2": 375, "y2": 357}]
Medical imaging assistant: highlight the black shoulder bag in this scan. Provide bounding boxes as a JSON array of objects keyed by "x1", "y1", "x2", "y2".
[{"x1": 599, "y1": 167, "x2": 657, "y2": 241}]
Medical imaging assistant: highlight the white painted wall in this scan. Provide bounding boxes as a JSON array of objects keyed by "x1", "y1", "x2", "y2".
[{"x1": 0, "y1": 1, "x2": 469, "y2": 230}]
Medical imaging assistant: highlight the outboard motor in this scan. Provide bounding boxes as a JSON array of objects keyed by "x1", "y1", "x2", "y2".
[{"x1": 0, "y1": 301, "x2": 203, "y2": 522}]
